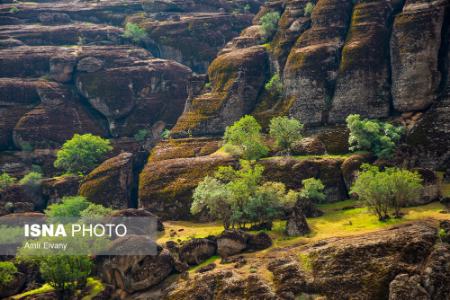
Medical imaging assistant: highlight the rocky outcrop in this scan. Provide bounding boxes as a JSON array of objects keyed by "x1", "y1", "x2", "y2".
[
  {"x1": 139, "y1": 154, "x2": 236, "y2": 220},
  {"x1": 340, "y1": 152, "x2": 375, "y2": 191},
  {"x1": 41, "y1": 175, "x2": 81, "y2": 205},
  {"x1": 172, "y1": 46, "x2": 269, "y2": 137},
  {"x1": 79, "y1": 152, "x2": 137, "y2": 209},
  {"x1": 148, "y1": 138, "x2": 220, "y2": 162},
  {"x1": 260, "y1": 157, "x2": 348, "y2": 202},
  {"x1": 285, "y1": 0, "x2": 353, "y2": 126},
  {"x1": 390, "y1": 0, "x2": 447, "y2": 112},
  {"x1": 291, "y1": 137, "x2": 326, "y2": 155},
  {"x1": 98, "y1": 241, "x2": 175, "y2": 294},
  {"x1": 286, "y1": 204, "x2": 310, "y2": 236},
  {"x1": 179, "y1": 238, "x2": 217, "y2": 265},
  {"x1": 0, "y1": 184, "x2": 43, "y2": 216},
  {"x1": 216, "y1": 230, "x2": 250, "y2": 258}
]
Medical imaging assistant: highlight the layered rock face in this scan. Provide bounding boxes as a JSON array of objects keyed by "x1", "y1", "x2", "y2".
[{"x1": 0, "y1": 0, "x2": 263, "y2": 177}]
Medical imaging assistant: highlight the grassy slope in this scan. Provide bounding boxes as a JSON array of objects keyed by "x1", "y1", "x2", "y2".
[{"x1": 158, "y1": 200, "x2": 448, "y2": 247}]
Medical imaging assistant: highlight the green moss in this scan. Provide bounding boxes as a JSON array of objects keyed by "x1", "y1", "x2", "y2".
[
  {"x1": 188, "y1": 255, "x2": 220, "y2": 273},
  {"x1": 12, "y1": 284, "x2": 54, "y2": 299},
  {"x1": 81, "y1": 278, "x2": 105, "y2": 300},
  {"x1": 298, "y1": 253, "x2": 314, "y2": 273}
]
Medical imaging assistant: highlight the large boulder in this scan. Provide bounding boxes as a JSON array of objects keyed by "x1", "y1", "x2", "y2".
[
  {"x1": 286, "y1": 204, "x2": 310, "y2": 237},
  {"x1": 389, "y1": 274, "x2": 429, "y2": 300},
  {"x1": 79, "y1": 153, "x2": 137, "y2": 209},
  {"x1": 139, "y1": 154, "x2": 236, "y2": 220},
  {"x1": 172, "y1": 46, "x2": 269, "y2": 137},
  {"x1": 216, "y1": 230, "x2": 250, "y2": 258},
  {"x1": 341, "y1": 152, "x2": 375, "y2": 191},
  {"x1": 0, "y1": 271, "x2": 26, "y2": 299},
  {"x1": 148, "y1": 138, "x2": 220, "y2": 162},
  {"x1": 41, "y1": 175, "x2": 81, "y2": 205},
  {"x1": 0, "y1": 184, "x2": 43, "y2": 216},
  {"x1": 179, "y1": 238, "x2": 217, "y2": 265},
  {"x1": 390, "y1": 0, "x2": 446, "y2": 112},
  {"x1": 98, "y1": 240, "x2": 175, "y2": 293},
  {"x1": 260, "y1": 157, "x2": 348, "y2": 202}
]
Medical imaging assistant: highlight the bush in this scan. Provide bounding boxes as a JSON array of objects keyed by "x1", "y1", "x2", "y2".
[
  {"x1": 134, "y1": 129, "x2": 149, "y2": 142},
  {"x1": 123, "y1": 23, "x2": 147, "y2": 44},
  {"x1": 54, "y1": 134, "x2": 112, "y2": 175},
  {"x1": 224, "y1": 115, "x2": 268, "y2": 160},
  {"x1": 351, "y1": 164, "x2": 423, "y2": 220},
  {"x1": 0, "y1": 261, "x2": 17, "y2": 287},
  {"x1": 192, "y1": 160, "x2": 297, "y2": 229},
  {"x1": 19, "y1": 171, "x2": 43, "y2": 186},
  {"x1": 346, "y1": 114, "x2": 404, "y2": 159},
  {"x1": 304, "y1": 2, "x2": 315, "y2": 16},
  {"x1": 265, "y1": 74, "x2": 283, "y2": 95},
  {"x1": 300, "y1": 178, "x2": 326, "y2": 203},
  {"x1": 80, "y1": 203, "x2": 113, "y2": 222},
  {"x1": 161, "y1": 129, "x2": 171, "y2": 139},
  {"x1": 260, "y1": 11, "x2": 280, "y2": 39},
  {"x1": 0, "y1": 173, "x2": 16, "y2": 190},
  {"x1": 45, "y1": 196, "x2": 90, "y2": 221},
  {"x1": 269, "y1": 116, "x2": 304, "y2": 152},
  {"x1": 39, "y1": 255, "x2": 92, "y2": 298}
]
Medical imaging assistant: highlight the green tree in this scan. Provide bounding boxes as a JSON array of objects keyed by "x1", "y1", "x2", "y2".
[
  {"x1": 386, "y1": 168, "x2": 422, "y2": 218},
  {"x1": 192, "y1": 161, "x2": 296, "y2": 229},
  {"x1": 191, "y1": 176, "x2": 233, "y2": 229},
  {"x1": 19, "y1": 171, "x2": 43, "y2": 186},
  {"x1": 80, "y1": 203, "x2": 113, "y2": 223},
  {"x1": 45, "y1": 196, "x2": 90, "y2": 221},
  {"x1": 346, "y1": 114, "x2": 404, "y2": 159},
  {"x1": 123, "y1": 23, "x2": 147, "y2": 44},
  {"x1": 224, "y1": 115, "x2": 268, "y2": 160},
  {"x1": 0, "y1": 173, "x2": 16, "y2": 190},
  {"x1": 54, "y1": 134, "x2": 112, "y2": 175},
  {"x1": 134, "y1": 129, "x2": 149, "y2": 142},
  {"x1": 259, "y1": 11, "x2": 280, "y2": 39},
  {"x1": 304, "y1": 2, "x2": 315, "y2": 16},
  {"x1": 351, "y1": 164, "x2": 391, "y2": 221},
  {"x1": 269, "y1": 116, "x2": 304, "y2": 152},
  {"x1": 0, "y1": 261, "x2": 17, "y2": 287},
  {"x1": 300, "y1": 178, "x2": 326, "y2": 203},
  {"x1": 39, "y1": 255, "x2": 92, "y2": 299}
]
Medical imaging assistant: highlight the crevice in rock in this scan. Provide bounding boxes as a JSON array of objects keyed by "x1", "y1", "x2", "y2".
[
  {"x1": 437, "y1": 5, "x2": 449, "y2": 98},
  {"x1": 130, "y1": 149, "x2": 149, "y2": 209},
  {"x1": 386, "y1": 0, "x2": 407, "y2": 117},
  {"x1": 75, "y1": 89, "x2": 112, "y2": 138}
]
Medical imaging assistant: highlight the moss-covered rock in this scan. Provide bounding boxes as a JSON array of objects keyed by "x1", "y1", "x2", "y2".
[
  {"x1": 139, "y1": 154, "x2": 236, "y2": 220},
  {"x1": 172, "y1": 46, "x2": 269, "y2": 137},
  {"x1": 149, "y1": 138, "x2": 221, "y2": 162},
  {"x1": 79, "y1": 152, "x2": 137, "y2": 209},
  {"x1": 260, "y1": 156, "x2": 348, "y2": 202}
]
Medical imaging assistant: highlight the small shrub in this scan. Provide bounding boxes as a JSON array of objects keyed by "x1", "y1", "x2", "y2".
[
  {"x1": 161, "y1": 129, "x2": 171, "y2": 139},
  {"x1": 346, "y1": 114, "x2": 404, "y2": 159},
  {"x1": 304, "y1": 2, "x2": 315, "y2": 16},
  {"x1": 54, "y1": 134, "x2": 112, "y2": 175},
  {"x1": 259, "y1": 11, "x2": 280, "y2": 39},
  {"x1": 269, "y1": 116, "x2": 304, "y2": 152},
  {"x1": 265, "y1": 74, "x2": 283, "y2": 95},
  {"x1": 123, "y1": 23, "x2": 147, "y2": 44},
  {"x1": 224, "y1": 115, "x2": 268, "y2": 160},
  {"x1": 0, "y1": 261, "x2": 17, "y2": 287},
  {"x1": 0, "y1": 173, "x2": 16, "y2": 190},
  {"x1": 80, "y1": 203, "x2": 113, "y2": 222},
  {"x1": 19, "y1": 172, "x2": 43, "y2": 186},
  {"x1": 134, "y1": 129, "x2": 149, "y2": 142},
  {"x1": 300, "y1": 178, "x2": 325, "y2": 203},
  {"x1": 45, "y1": 196, "x2": 90, "y2": 221},
  {"x1": 9, "y1": 6, "x2": 19, "y2": 14}
]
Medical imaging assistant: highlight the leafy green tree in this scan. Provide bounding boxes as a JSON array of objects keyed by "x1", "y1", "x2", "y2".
[
  {"x1": 346, "y1": 114, "x2": 404, "y2": 159},
  {"x1": 19, "y1": 171, "x2": 43, "y2": 186},
  {"x1": 269, "y1": 116, "x2": 304, "y2": 152},
  {"x1": 123, "y1": 23, "x2": 147, "y2": 44},
  {"x1": 0, "y1": 261, "x2": 17, "y2": 287},
  {"x1": 386, "y1": 168, "x2": 422, "y2": 218},
  {"x1": 224, "y1": 115, "x2": 268, "y2": 160},
  {"x1": 265, "y1": 74, "x2": 283, "y2": 96},
  {"x1": 304, "y1": 2, "x2": 315, "y2": 16},
  {"x1": 45, "y1": 196, "x2": 90, "y2": 221},
  {"x1": 300, "y1": 178, "x2": 326, "y2": 203},
  {"x1": 351, "y1": 164, "x2": 391, "y2": 221},
  {"x1": 0, "y1": 173, "x2": 16, "y2": 190},
  {"x1": 191, "y1": 176, "x2": 233, "y2": 229},
  {"x1": 192, "y1": 161, "x2": 296, "y2": 229},
  {"x1": 39, "y1": 255, "x2": 92, "y2": 299},
  {"x1": 259, "y1": 11, "x2": 280, "y2": 39},
  {"x1": 54, "y1": 134, "x2": 112, "y2": 175}
]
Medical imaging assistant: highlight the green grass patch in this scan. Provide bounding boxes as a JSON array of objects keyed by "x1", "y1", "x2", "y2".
[
  {"x1": 298, "y1": 253, "x2": 313, "y2": 273},
  {"x1": 188, "y1": 255, "x2": 220, "y2": 273},
  {"x1": 81, "y1": 277, "x2": 105, "y2": 300},
  {"x1": 12, "y1": 284, "x2": 54, "y2": 299}
]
